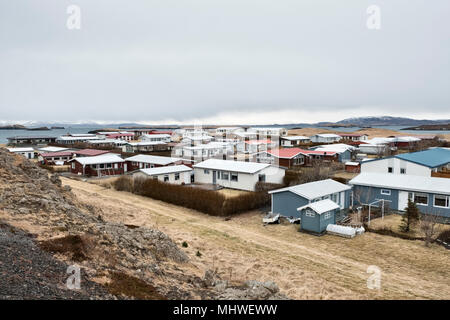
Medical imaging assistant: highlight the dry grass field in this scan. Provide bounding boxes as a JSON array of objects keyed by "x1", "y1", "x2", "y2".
[{"x1": 62, "y1": 177, "x2": 450, "y2": 300}]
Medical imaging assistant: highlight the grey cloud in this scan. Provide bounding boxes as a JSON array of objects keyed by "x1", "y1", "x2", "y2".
[{"x1": 0, "y1": 0, "x2": 449, "y2": 123}]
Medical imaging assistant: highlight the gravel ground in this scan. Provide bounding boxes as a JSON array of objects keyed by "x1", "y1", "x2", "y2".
[{"x1": 0, "y1": 222, "x2": 113, "y2": 300}]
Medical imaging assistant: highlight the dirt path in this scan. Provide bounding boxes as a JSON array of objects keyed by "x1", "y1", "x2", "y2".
[{"x1": 62, "y1": 177, "x2": 450, "y2": 300}]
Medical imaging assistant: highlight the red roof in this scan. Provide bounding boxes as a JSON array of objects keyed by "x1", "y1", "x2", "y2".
[
  {"x1": 267, "y1": 148, "x2": 336, "y2": 158},
  {"x1": 74, "y1": 149, "x2": 110, "y2": 156},
  {"x1": 41, "y1": 151, "x2": 73, "y2": 157},
  {"x1": 266, "y1": 148, "x2": 304, "y2": 158}
]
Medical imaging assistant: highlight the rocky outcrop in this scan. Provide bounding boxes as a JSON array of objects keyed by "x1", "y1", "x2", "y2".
[{"x1": 0, "y1": 148, "x2": 286, "y2": 300}]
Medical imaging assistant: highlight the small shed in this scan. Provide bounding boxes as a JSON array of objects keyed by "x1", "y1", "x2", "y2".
[
  {"x1": 133, "y1": 165, "x2": 192, "y2": 185},
  {"x1": 297, "y1": 199, "x2": 339, "y2": 233},
  {"x1": 345, "y1": 161, "x2": 360, "y2": 173}
]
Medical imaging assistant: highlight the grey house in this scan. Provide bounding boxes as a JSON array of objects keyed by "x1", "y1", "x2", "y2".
[
  {"x1": 268, "y1": 179, "x2": 352, "y2": 220},
  {"x1": 349, "y1": 173, "x2": 450, "y2": 222},
  {"x1": 297, "y1": 199, "x2": 340, "y2": 233}
]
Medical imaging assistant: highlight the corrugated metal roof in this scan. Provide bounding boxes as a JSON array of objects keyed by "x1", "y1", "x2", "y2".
[
  {"x1": 297, "y1": 199, "x2": 340, "y2": 214},
  {"x1": 125, "y1": 154, "x2": 182, "y2": 165},
  {"x1": 349, "y1": 172, "x2": 450, "y2": 195},
  {"x1": 395, "y1": 148, "x2": 450, "y2": 168},
  {"x1": 269, "y1": 179, "x2": 351, "y2": 199},
  {"x1": 7, "y1": 147, "x2": 34, "y2": 152},
  {"x1": 74, "y1": 149, "x2": 110, "y2": 156},
  {"x1": 38, "y1": 147, "x2": 69, "y2": 153},
  {"x1": 194, "y1": 159, "x2": 270, "y2": 174},
  {"x1": 72, "y1": 154, "x2": 124, "y2": 165},
  {"x1": 138, "y1": 165, "x2": 192, "y2": 176}
]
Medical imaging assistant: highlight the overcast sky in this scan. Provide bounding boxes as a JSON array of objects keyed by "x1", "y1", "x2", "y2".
[{"x1": 1, "y1": 1, "x2": 449, "y2": 124}]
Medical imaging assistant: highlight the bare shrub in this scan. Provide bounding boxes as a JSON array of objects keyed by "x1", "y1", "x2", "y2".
[{"x1": 114, "y1": 177, "x2": 270, "y2": 216}]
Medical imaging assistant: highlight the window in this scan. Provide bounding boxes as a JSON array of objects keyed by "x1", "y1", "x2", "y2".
[
  {"x1": 305, "y1": 210, "x2": 315, "y2": 217},
  {"x1": 175, "y1": 173, "x2": 180, "y2": 181},
  {"x1": 324, "y1": 212, "x2": 332, "y2": 220},
  {"x1": 258, "y1": 174, "x2": 266, "y2": 182},
  {"x1": 164, "y1": 175, "x2": 169, "y2": 182},
  {"x1": 231, "y1": 173, "x2": 238, "y2": 182},
  {"x1": 400, "y1": 168, "x2": 406, "y2": 174},
  {"x1": 388, "y1": 167, "x2": 393, "y2": 173},
  {"x1": 71, "y1": 163, "x2": 75, "y2": 169},
  {"x1": 204, "y1": 169, "x2": 210, "y2": 174},
  {"x1": 222, "y1": 172, "x2": 229, "y2": 180},
  {"x1": 380, "y1": 189, "x2": 391, "y2": 196},
  {"x1": 413, "y1": 193, "x2": 428, "y2": 205},
  {"x1": 434, "y1": 195, "x2": 449, "y2": 208},
  {"x1": 106, "y1": 163, "x2": 112, "y2": 168}
]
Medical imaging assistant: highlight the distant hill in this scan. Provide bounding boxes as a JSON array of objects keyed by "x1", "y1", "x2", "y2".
[{"x1": 331, "y1": 116, "x2": 450, "y2": 127}]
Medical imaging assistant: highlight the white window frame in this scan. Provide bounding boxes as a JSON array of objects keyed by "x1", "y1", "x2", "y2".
[
  {"x1": 324, "y1": 212, "x2": 332, "y2": 220},
  {"x1": 400, "y1": 168, "x2": 406, "y2": 174},
  {"x1": 410, "y1": 192, "x2": 429, "y2": 206},
  {"x1": 305, "y1": 209, "x2": 315, "y2": 217},
  {"x1": 380, "y1": 189, "x2": 391, "y2": 196},
  {"x1": 433, "y1": 194, "x2": 449, "y2": 208}
]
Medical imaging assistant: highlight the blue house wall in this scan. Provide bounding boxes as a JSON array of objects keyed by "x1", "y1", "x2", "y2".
[
  {"x1": 271, "y1": 191, "x2": 309, "y2": 219},
  {"x1": 272, "y1": 189, "x2": 351, "y2": 219},
  {"x1": 299, "y1": 208, "x2": 337, "y2": 233},
  {"x1": 352, "y1": 185, "x2": 450, "y2": 220}
]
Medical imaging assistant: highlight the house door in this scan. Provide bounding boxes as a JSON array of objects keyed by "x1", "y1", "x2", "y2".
[
  {"x1": 340, "y1": 192, "x2": 345, "y2": 209},
  {"x1": 398, "y1": 191, "x2": 408, "y2": 211},
  {"x1": 212, "y1": 171, "x2": 217, "y2": 184},
  {"x1": 124, "y1": 164, "x2": 127, "y2": 173}
]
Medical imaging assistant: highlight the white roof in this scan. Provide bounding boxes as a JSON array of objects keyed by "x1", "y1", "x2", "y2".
[
  {"x1": 345, "y1": 161, "x2": 360, "y2": 166},
  {"x1": 194, "y1": 159, "x2": 270, "y2": 174},
  {"x1": 57, "y1": 136, "x2": 98, "y2": 141},
  {"x1": 38, "y1": 146, "x2": 69, "y2": 152},
  {"x1": 72, "y1": 154, "x2": 124, "y2": 165},
  {"x1": 183, "y1": 135, "x2": 212, "y2": 141},
  {"x1": 142, "y1": 134, "x2": 171, "y2": 139},
  {"x1": 127, "y1": 141, "x2": 166, "y2": 146},
  {"x1": 365, "y1": 137, "x2": 394, "y2": 145},
  {"x1": 349, "y1": 173, "x2": 450, "y2": 195},
  {"x1": 297, "y1": 199, "x2": 340, "y2": 214},
  {"x1": 269, "y1": 179, "x2": 351, "y2": 200},
  {"x1": 314, "y1": 134, "x2": 341, "y2": 138},
  {"x1": 88, "y1": 139, "x2": 126, "y2": 144},
  {"x1": 281, "y1": 136, "x2": 310, "y2": 140},
  {"x1": 69, "y1": 133, "x2": 96, "y2": 137},
  {"x1": 138, "y1": 165, "x2": 192, "y2": 176},
  {"x1": 314, "y1": 143, "x2": 356, "y2": 151},
  {"x1": 125, "y1": 154, "x2": 182, "y2": 165},
  {"x1": 392, "y1": 136, "x2": 421, "y2": 142},
  {"x1": 7, "y1": 147, "x2": 34, "y2": 152}
]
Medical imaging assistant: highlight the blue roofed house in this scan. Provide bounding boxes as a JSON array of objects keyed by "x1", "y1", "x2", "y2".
[
  {"x1": 268, "y1": 179, "x2": 352, "y2": 222},
  {"x1": 360, "y1": 148, "x2": 450, "y2": 177},
  {"x1": 349, "y1": 173, "x2": 450, "y2": 222}
]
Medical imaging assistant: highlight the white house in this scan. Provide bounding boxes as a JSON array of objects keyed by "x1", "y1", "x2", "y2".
[
  {"x1": 193, "y1": 159, "x2": 285, "y2": 191},
  {"x1": 310, "y1": 134, "x2": 342, "y2": 144},
  {"x1": 141, "y1": 134, "x2": 172, "y2": 143},
  {"x1": 178, "y1": 142, "x2": 232, "y2": 161},
  {"x1": 280, "y1": 136, "x2": 311, "y2": 147},
  {"x1": 249, "y1": 127, "x2": 287, "y2": 137},
  {"x1": 125, "y1": 154, "x2": 192, "y2": 170},
  {"x1": 132, "y1": 165, "x2": 192, "y2": 185},
  {"x1": 122, "y1": 141, "x2": 167, "y2": 153},
  {"x1": 181, "y1": 135, "x2": 213, "y2": 146},
  {"x1": 7, "y1": 147, "x2": 35, "y2": 159},
  {"x1": 360, "y1": 148, "x2": 450, "y2": 177},
  {"x1": 237, "y1": 139, "x2": 277, "y2": 154},
  {"x1": 216, "y1": 127, "x2": 244, "y2": 135}
]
